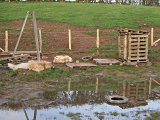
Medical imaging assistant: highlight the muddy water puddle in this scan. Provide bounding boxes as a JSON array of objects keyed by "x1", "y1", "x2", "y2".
[{"x1": 0, "y1": 78, "x2": 160, "y2": 120}]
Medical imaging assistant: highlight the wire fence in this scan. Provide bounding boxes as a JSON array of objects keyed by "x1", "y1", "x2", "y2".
[
  {"x1": 0, "y1": 27, "x2": 118, "y2": 53},
  {"x1": 1, "y1": 26, "x2": 160, "y2": 54}
]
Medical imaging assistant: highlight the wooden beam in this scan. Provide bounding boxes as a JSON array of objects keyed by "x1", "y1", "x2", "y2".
[
  {"x1": 32, "y1": 11, "x2": 41, "y2": 61},
  {"x1": 152, "y1": 79, "x2": 160, "y2": 85},
  {"x1": 0, "y1": 48, "x2": 4, "y2": 52},
  {"x1": 13, "y1": 11, "x2": 30, "y2": 56},
  {"x1": 9, "y1": 51, "x2": 39, "y2": 54},
  {"x1": 153, "y1": 39, "x2": 160, "y2": 46}
]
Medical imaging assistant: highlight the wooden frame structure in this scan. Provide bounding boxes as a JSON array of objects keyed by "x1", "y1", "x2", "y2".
[
  {"x1": 0, "y1": 11, "x2": 42, "y2": 62},
  {"x1": 118, "y1": 29, "x2": 149, "y2": 63},
  {"x1": 13, "y1": 11, "x2": 41, "y2": 61}
]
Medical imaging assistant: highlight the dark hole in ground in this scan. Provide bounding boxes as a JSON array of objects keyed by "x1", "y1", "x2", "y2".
[{"x1": 111, "y1": 97, "x2": 124, "y2": 100}]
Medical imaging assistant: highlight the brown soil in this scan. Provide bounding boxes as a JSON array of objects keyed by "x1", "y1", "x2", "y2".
[
  {"x1": 0, "y1": 20, "x2": 160, "y2": 109},
  {"x1": 0, "y1": 20, "x2": 116, "y2": 52}
]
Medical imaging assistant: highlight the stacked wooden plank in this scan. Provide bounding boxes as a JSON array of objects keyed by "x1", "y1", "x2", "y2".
[
  {"x1": 0, "y1": 53, "x2": 37, "y2": 64},
  {"x1": 118, "y1": 29, "x2": 149, "y2": 63}
]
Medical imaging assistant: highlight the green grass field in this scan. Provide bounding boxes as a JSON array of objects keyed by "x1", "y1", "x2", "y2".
[{"x1": 0, "y1": 3, "x2": 160, "y2": 28}]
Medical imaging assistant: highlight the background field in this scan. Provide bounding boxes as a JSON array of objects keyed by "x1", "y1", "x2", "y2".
[{"x1": 0, "y1": 3, "x2": 160, "y2": 28}]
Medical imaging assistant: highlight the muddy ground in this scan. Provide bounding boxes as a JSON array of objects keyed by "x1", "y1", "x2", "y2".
[{"x1": 0, "y1": 20, "x2": 160, "y2": 119}]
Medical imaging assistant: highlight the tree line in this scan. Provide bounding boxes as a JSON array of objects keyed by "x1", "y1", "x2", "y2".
[{"x1": 0, "y1": 0, "x2": 159, "y2": 6}]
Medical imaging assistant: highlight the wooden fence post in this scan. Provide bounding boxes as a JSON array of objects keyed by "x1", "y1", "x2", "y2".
[
  {"x1": 96, "y1": 29, "x2": 100, "y2": 49},
  {"x1": 39, "y1": 28, "x2": 42, "y2": 52},
  {"x1": 68, "y1": 29, "x2": 72, "y2": 50},
  {"x1": 5, "y1": 31, "x2": 8, "y2": 52},
  {"x1": 151, "y1": 28, "x2": 154, "y2": 46}
]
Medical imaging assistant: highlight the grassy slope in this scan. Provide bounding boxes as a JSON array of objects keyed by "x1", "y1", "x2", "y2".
[{"x1": 0, "y1": 3, "x2": 160, "y2": 28}]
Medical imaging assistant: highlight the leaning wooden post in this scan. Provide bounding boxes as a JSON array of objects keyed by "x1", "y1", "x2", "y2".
[
  {"x1": 96, "y1": 29, "x2": 100, "y2": 49},
  {"x1": 13, "y1": 11, "x2": 29, "y2": 56},
  {"x1": 32, "y1": 11, "x2": 41, "y2": 61},
  {"x1": 151, "y1": 28, "x2": 154, "y2": 46},
  {"x1": 68, "y1": 29, "x2": 72, "y2": 50},
  {"x1": 39, "y1": 28, "x2": 42, "y2": 52},
  {"x1": 5, "y1": 31, "x2": 9, "y2": 52}
]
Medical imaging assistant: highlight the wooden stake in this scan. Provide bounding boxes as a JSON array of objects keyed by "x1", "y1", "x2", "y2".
[
  {"x1": 68, "y1": 29, "x2": 72, "y2": 50},
  {"x1": 39, "y1": 28, "x2": 42, "y2": 52},
  {"x1": 5, "y1": 31, "x2": 8, "y2": 52},
  {"x1": 96, "y1": 29, "x2": 100, "y2": 49},
  {"x1": 151, "y1": 28, "x2": 154, "y2": 46},
  {"x1": 32, "y1": 11, "x2": 41, "y2": 61},
  {"x1": 13, "y1": 11, "x2": 29, "y2": 56}
]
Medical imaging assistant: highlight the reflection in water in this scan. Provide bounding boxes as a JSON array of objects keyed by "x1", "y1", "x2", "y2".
[
  {"x1": 0, "y1": 79, "x2": 160, "y2": 120},
  {"x1": 118, "y1": 81, "x2": 148, "y2": 108},
  {"x1": 95, "y1": 77, "x2": 99, "y2": 94},
  {"x1": 0, "y1": 100, "x2": 160, "y2": 120},
  {"x1": 43, "y1": 80, "x2": 150, "y2": 108}
]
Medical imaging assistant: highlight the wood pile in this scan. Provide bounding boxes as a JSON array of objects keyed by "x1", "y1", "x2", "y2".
[{"x1": 0, "y1": 52, "x2": 37, "y2": 64}]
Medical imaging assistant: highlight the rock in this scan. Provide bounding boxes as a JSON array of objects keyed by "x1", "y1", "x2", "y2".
[
  {"x1": 53, "y1": 55, "x2": 72, "y2": 64},
  {"x1": 8, "y1": 63, "x2": 29, "y2": 71},
  {"x1": 28, "y1": 60, "x2": 53, "y2": 72}
]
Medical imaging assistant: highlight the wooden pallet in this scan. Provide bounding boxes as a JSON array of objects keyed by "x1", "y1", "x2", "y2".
[
  {"x1": 127, "y1": 34, "x2": 148, "y2": 63},
  {"x1": 118, "y1": 29, "x2": 149, "y2": 63}
]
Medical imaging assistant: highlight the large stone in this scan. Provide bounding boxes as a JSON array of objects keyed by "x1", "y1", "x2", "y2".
[
  {"x1": 8, "y1": 63, "x2": 29, "y2": 71},
  {"x1": 28, "y1": 60, "x2": 53, "y2": 72},
  {"x1": 53, "y1": 55, "x2": 73, "y2": 64}
]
